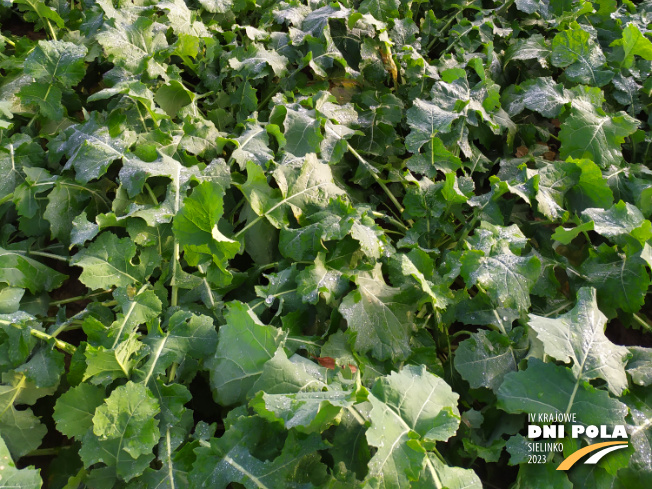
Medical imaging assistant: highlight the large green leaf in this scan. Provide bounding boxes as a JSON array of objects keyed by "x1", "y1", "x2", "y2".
[
  {"x1": 339, "y1": 266, "x2": 415, "y2": 361},
  {"x1": 528, "y1": 287, "x2": 630, "y2": 395},
  {"x1": 139, "y1": 310, "x2": 217, "y2": 383},
  {"x1": 454, "y1": 328, "x2": 528, "y2": 392},
  {"x1": 23, "y1": 40, "x2": 87, "y2": 87},
  {"x1": 0, "y1": 373, "x2": 51, "y2": 459},
  {"x1": 405, "y1": 98, "x2": 461, "y2": 153},
  {"x1": 250, "y1": 351, "x2": 353, "y2": 433},
  {"x1": 551, "y1": 23, "x2": 613, "y2": 86},
  {"x1": 0, "y1": 247, "x2": 66, "y2": 294},
  {"x1": 364, "y1": 365, "x2": 460, "y2": 489},
  {"x1": 207, "y1": 301, "x2": 286, "y2": 406},
  {"x1": 71, "y1": 232, "x2": 152, "y2": 289},
  {"x1": 0, "y1": 436, "x2": 42, "y2": 489},
  {"x1": 497, "y1": 359, "x2": 628, "y2": 427},
  {"x1": 610, "y1": 23, "x2": 652, "y2": 68},
  {"x1": 559, "y1": 98, "x2": 639, "y2": 168},
  {"x1": 173, "y1": 181, "x2": 239, "y2": 286},
  {"x1": 96, "y1": 17, "x2": 168, "y2": 75},
  {"x1": 579, "y1": 244, "x2": 650, "y2": 315},
  {"x1": 582, "y1": 200, "x2": 652, "y2": 246},
  {"x1": 460, "y1": 244, "x2": 541, "y2": 315},
  {"x1": 190, "y1": 415, "x2": 327, "y2": 488},
  {"x1": 52, "y1": 115, "x2": 137, "y2": 184},
  {"x1": 53, "y1": 383, "x2": 105, "y2": 440},
  {"x1": 80, "y1": 382, "x2": 160, "y2": 481}
]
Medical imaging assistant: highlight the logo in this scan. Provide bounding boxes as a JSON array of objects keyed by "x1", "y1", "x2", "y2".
[{"x1": 526, "y1": 412, "x2": 629, "y2": 470}]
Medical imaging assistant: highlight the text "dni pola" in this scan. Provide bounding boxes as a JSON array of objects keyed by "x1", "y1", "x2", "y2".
[{"x1": 527, "y1": 413, "x2": 627, "y2": 439}]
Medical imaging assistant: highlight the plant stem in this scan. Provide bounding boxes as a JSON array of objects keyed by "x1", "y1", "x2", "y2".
[
  {"x1": 29, "y1": 250, "x2": 69, "y2": 262},
  {"x1": 145, "y1": 183, "x2": 159, "y2": 206},
  {"x1": 29, "y1": 329, "x2": 76, "y2": 354},
  {"x1": 324, "y1": 125, "x2": 404, "y2": 214},
  {"x1": 171, "y1": 164, "x2": 181, "y2": 308},
  {"x1": 497, "y1": 0, "x2": 516, "y2": 15},
  {"x1": 543, "y1": 301, "x2": 574, "y2": 318},
  {"x1": 45, "y1": 18, "x2": 57, "y2": 40},
  {"x1": 24, "y1": 447, "x2": 62, "y2": 457},
  {"x1": 633, "y1": 313, "x2": 652, "y2": 333},
  {"x1": 168, "y1": 362, "x2": 178, "y2": 383},
  {"x1": 50, "y1": 289, "x2": 113, "y2": 306},
  {"x1": 370, "y1": 211, "x2": 409, "y2": 232}
]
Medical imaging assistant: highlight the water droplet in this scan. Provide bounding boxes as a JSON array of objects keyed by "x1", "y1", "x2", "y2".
[{"x1": 265, "y1": 295, "x2": 274, "y2": 305}]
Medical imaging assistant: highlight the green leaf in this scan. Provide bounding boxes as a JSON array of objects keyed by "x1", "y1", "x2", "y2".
[
  {"x1": 155, "y1": 80, "x2": 195, "y2": 118},
  {"x1": 359, "y1": 0, "x2": 399, "y2": 21},
  {"x1": 579, "y1": 244, "x2": 650, "y2": 315},
  {"x1": 0, "y1": 287, "x2": 24, "y2": 314},
  {"x1": 0, "y1": 373, "x2": 49, "y2": 459},
  {"x1": 190, "y1": 415, "x2": 327, "y2": 489},
  {"x1": 406, "y1": 137, "x2": 463, "y2": 176},
  {"x1": 460, "y1": 242, "x2": 541, "y2": 315},
  {"x1": 23, "y1": 40, "x2": 87, "y2": 87},
  {"x1": 250, "y1": 351, "x2": 352, "y2": 433},
  {"x1": 502, "y1": 77, "x2": 569, "y2": 118},
  {"x1": 405, "y1": 98, "x2": 460, "y2": 153},
  {"x1": 0, "y1": 247, "x2": 66, "y2": 294},
  {"x1": 497, "y1": 358, "x2": 628, "y2": 427},
  {"x1": 92, "y1": 382, "x2": 160, "y2": 459},
  {"x1": 529, "y1": 287, "x2": 630, "y2": 395},
  {"x1": 272, "y1": 153, "x2": 345, "y2": 222},
  {"x1": 110, "y1": 287, "x2": 163, "y2": 346},
  {"x1": 551, "y1": 23, "x2": 613, "y2": 86},
  {"x1": 15, "y1": 347, "x2": 64, "y2": 388},
  {"x1": 582, "y1": 201, "x2": 652, "y2": 246},
  {"x1": 43, "y1": 178, "x2": 97, "y2": 243},
  {"x1": 139, "y1": 310, "x2": 217, "y2": 383},
  {"x1": 173, "y1": 181, "x2": 239, "y2": 286},
  {"x1": 515, "y1": 0, "x2": 543, "y2": 14},
  {"x1": 610, "y1": 23, "x2": 652, "y2": 68},
  {"x1": 454, "y1": 329, "x2": 528, "y2": 392},
  {"x1": 13, "y1": 0, "x2": 64, "y2": 30},
  {"x1": 413, "y1": 453, "x2": 482, "y2": 489},
  {"x1": 80, "y1": 382, "x2": 160, "y2": 481},
  {"x1": 551, "y1": 221, "x2": 594, "y2": 244},
  {"x1": 71, "y1": 233, "x2": 149, "y2": 289},
  {"x1": 229, "y1": 43, "x2": 288, "y2": 78},
  {"x1": 627, "y1": 347, "x2": 652, "y2": 386},
  {"x1": 97, "y1": 17, "x2": 168, "y2": 75},
  {"x1": 279, "y1": 107, "x2": 322, "y2": 157},
  {"x1": 52, "y1": 115, "x2": 137, "y2": 184},
  {"x1": 504, "y1": 34, "x2": 551, "y2": 67},
  {"x1": 229, "y1": 121, "x2": 275, "y2": 170},
  {"x1": 513, "y1": 464, "x2": 572, "y2": 489},
  {"x1": 83, "y1": 334, "x2": 143, "y2": 385},
  {"x1": 296, "y1": 254, "x2": 348, "y2": 305},
  {"x1": 131, "y1": 438, "x2": 196, "y2": 489},
  {"x1": 0, "y1": 436, "x2": 42, "y2": 489},
  {"x1": 364, "y1": 365, "x2": 460, "y2": 489},
  {"x1": 559, "y1": 98, "x2": 639, "y2": 168},
  {"x1": 339, "y1": 266, "x2": 415, "y2": 361},
  {"x1": 70, "y1": 211, "x2": 100, "y2": 247},
  {"x1": 198, "y1": 0, "x2": 234, "y2": 14},
  {"x1": 17, "y1": 83, "x2": 63, "y2": 120},
  {"x1": 53, "y1": 383, "x2": 105, "y2": 440},
  {"x1": 207, "y1": 301, "x2": 286, "y2": 406}
]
